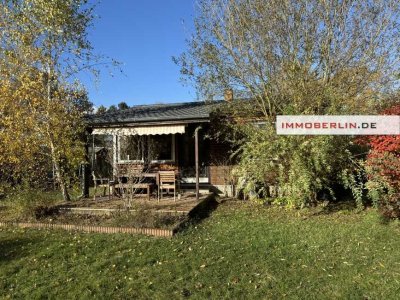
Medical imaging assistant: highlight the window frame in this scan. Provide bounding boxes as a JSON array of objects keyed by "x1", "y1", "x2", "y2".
[
  {"x1": 149, "y1": 134, "x2": 175, "y2": 164},
  {"x1": 117, "y1": 134, "x2": 176, "y2": 164},
  {"x1": 117, "y1": 135, "x2": 145, "y2": 163}
]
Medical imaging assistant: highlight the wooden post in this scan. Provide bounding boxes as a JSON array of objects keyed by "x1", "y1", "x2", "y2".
[
  {"x1": 91, "y1": 134, "x2": 95, "y2": 169},
  {"x1": 82, "y1": 134, "x2": 90, "y2": 198},
  {"x1": 195, "y1": 127, "x2": 201, "y2": 201},
  {"x1": 113, "y1": 135, "x2": 118, "y2": 179}
]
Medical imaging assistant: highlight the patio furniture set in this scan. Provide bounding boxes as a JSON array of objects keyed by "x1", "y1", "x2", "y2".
[{"x1": 92, "y1": 166, "x2": 178, "y2": 202}]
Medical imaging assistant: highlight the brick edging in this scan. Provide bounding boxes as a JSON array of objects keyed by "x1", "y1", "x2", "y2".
[
  {"x1": 0, "y1": 222, "x2": 173, "y2": 237},
  {"x1": 0, "y1": 194, "x2": 217, "y2": 237}
]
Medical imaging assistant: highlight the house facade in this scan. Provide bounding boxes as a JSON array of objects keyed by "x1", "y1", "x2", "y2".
[{"x1": 86, "y1": 101, "x2": 235, "y2": 196}]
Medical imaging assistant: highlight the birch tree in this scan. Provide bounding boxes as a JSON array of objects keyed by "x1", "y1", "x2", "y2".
[{"x1": 0, "y1": 0, "x2": 114, "y2": 201}]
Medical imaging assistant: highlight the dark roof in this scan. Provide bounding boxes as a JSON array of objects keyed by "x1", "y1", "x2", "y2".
[{"x1": 86, "y1": 101, "x2": 224, "y2": 126}]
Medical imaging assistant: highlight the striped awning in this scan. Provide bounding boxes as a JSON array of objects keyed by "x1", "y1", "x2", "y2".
[{"x1": 92, "y1": 125, "x2": 185, "y2": 136}]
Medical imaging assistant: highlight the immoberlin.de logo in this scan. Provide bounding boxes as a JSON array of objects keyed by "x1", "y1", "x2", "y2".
[{"x1": 276, "y1": 115, "x2": 400, "y2": 135}]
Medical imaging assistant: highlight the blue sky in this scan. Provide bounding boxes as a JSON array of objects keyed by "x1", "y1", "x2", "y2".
[{"x1": 81, "y1": 1, "x2": 197, "y2": 108}]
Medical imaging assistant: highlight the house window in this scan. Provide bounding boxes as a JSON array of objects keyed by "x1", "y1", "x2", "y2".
[
  {"x1": 118, "y1": 135, "x2": 175, "y2": 163},
  {"x1": 148, "y1": 135, "x2": 175, "y2": 162},
  {"x1": 118, "y1": 135, "x2": 145, "y2": 162}
]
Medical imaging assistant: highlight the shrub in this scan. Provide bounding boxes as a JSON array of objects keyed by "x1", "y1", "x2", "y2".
[
  {"x1": 4, "y1": 186, "x2": 62, "y2": 221},
  {"x1": 234, "y1": 125, "x2": 354, "y2": 207},
  {"x1": 359, "y1": 104, "x2": 400, "y2": 218},
  {"x1": 34, "y1": 205, "x2": 60, "y2": 220}
]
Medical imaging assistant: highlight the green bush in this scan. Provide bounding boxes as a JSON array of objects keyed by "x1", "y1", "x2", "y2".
[
  {"x1": 234, "y1": 125, "x2": 355, "y2": 207},
  {"x1": 4, "y1": 186, "x2": 62, "y2": 221}
]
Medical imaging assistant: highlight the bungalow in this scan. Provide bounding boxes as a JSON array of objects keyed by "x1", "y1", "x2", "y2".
[{"x1": 85, "y1": 99, "x2": 235, "y2": 198}]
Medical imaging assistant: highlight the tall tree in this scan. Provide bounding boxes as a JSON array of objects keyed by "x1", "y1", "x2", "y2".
[
  {"x1": 0, "y1": 0, "x2": 115, "y2": 200},
  {"x1": 107, "y1": 105, "x2": 118, "y2": 113},
  {"x1": 118, "y1": 102, "x2": 129, "y2": 110},
  {"x1": 177, "y1": 0, "x2": 400, "y2": 117},
  {"x1": 96, "y1": 105, "x2": 107, "y2": 115},
  {"x1": 176, "y1": 0, "x2": 400, "y2": 205}
]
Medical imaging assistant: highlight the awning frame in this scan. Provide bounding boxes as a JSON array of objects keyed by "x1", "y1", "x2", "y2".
[{"x1": 92, "y1": 124, "x2": 186, "y2": 136}]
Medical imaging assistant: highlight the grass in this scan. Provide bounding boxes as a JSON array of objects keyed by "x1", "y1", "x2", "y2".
[{"x1": 1, "y1": 200, "x2": 400, "y2": 299}]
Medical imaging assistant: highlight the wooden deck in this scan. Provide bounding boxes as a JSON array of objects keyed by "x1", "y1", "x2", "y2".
[{"x1": 58, "y1": 193, "x2": 210, "y2": 215}]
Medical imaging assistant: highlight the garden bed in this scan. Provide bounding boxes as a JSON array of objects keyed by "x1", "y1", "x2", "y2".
[
  {"x1": 35, "y1": 209, "x2": 187, "y2": 230},
  {"x1": 0, "y1": 193, "x2": 217, "y2": 236}
]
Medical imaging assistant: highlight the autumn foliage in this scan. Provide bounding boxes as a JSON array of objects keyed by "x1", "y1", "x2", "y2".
[
  {"x1": 362, "y1": 104, "x2": 400, "y2": 218},
  {"x1": 0, "y1": 0, "x2": 99, "y2": 201}
]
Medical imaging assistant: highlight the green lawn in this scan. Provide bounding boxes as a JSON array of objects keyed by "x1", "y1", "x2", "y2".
[{"x1": 1, "y1": 200, "x2": 400, "y2": 299}]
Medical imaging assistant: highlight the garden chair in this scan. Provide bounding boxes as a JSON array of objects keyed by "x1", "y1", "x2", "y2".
[
  {"x1": 92, "y1": 172, "x2": 113, "y2": 201},
  {"x1": 158, "y1": 171, "x2": 176, "y2": 202}
]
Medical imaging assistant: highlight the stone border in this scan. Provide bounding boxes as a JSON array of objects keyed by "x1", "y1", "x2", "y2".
[{"x1": 0, "y1": 222, "x2": 173, "y2": 237}]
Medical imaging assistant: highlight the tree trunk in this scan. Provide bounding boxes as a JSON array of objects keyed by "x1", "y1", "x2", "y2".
[
  {"x1": 50, "y1": 140, "x2": 71, "y2": 201},
  {"x1": 45, "y1": 65, "x2": 70, "y2": 202},
  {"x1": 54, "y1": 160, "x2": 71, "y2": 202}
]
